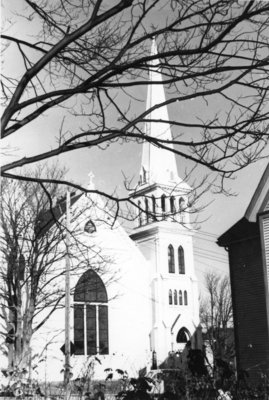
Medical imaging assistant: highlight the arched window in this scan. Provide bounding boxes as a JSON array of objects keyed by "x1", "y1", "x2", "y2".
[
  {"x1": 179, "y1": 290, "x2": 183, "y2": 305},
  {"x1": 179, "y1": 197, "x2": 185, "y2": 223},
  {"x1": 169, "y1": 289, "x2": 173, "y2": 305},
  {"x1": 161, "y1": 194, "x2": 166, "y2": 219},
  {"x1": 84, "y1": 220, "x2": 96, "y2": 234},
  {"x1": 178, "y1": 246, "x2": 185, "y2": 274},
  {"x1": 145, "y1": 198, "x2": 149, "y2": 224},
  {"x1": 168, "y1": 245, "x2": 175, "y2": 273},
  {"x1": 74, "y1": 269, "x2": 108, "y2": 356},
  {"x1": 179, "y1": 197, "x2": 185, "y2": 209},
  {"x1": 174, "y1": 290, "x2": 178, "y2": 305},
  {"x1": 184, "y1": 290, "x2": 188, "y2": 305},
  {"x1": 170, "y1": 196, "x2": 175, "y2": 214},
  {"x1": 176, "y1": 327, "x2": 190, "y2": 343},
  {"x1": 152, "y1": 196, "x2": 156, "y2": 220},
  {"x1": 138, "y1": 200, "x2": 142, "y2": 226}
]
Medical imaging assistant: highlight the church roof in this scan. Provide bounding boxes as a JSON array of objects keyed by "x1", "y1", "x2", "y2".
[
  {"x1": 139, "y1": 39, "x2": 189, "y2": 190},
  {"x1": 36, "y1": 192, "x2": 82, "y2": 236}
]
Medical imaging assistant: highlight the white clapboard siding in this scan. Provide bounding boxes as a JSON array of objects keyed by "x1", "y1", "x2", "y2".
[{"x1": 261, "y1": 216, "x2": 269, "y2": 290}]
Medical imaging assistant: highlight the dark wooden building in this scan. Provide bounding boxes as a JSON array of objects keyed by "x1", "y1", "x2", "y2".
[{"x1": 218, "y1": 163, "x2": 269, "y2": 384}]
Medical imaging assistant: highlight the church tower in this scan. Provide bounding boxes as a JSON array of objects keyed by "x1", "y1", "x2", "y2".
[{"x1": 130, "y1": 39, "x2": 200, "y2": 366}]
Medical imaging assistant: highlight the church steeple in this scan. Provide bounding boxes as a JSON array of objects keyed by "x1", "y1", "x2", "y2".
[
  {"x1": 130, "y1": 42, "x2": 200, "y2": 366},
  {"x1": 133, "y1": 39, "x2": 191, "y2": 227},
  {"x1": 139, "y1": 38, "x2": 180, "y2": 187}
]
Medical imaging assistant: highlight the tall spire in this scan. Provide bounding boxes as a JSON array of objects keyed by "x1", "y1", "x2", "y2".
[{"x1": 139, "y1": 38, "x2": 180, "y2": 186}]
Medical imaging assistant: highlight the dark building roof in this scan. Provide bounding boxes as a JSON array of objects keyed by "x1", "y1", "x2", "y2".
[
  {"x1": 36, "y1": 192, "x2": 82, "y2": 236},
  {"x1": 217, "y1": 217, "x2": 260, "y2": 247}
]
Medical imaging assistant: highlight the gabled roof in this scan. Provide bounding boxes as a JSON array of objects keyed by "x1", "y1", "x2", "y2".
[
  {"x1": 217, "y1": 217, "x2": 260, "y2": 247},
  {"x1": 245, "y1": 162, "x2": 269, "y2": 222},
  {"x1": 217, "y1": 162, "x2": 269, "y2": 246}
]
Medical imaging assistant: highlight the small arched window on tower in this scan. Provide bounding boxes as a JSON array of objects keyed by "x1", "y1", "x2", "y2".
[
  {"x1": 179, "y1": 290, "x2": 183, "y2": 305},
  {"x1": 170, "y1": 196, "x2": 175, "y2": 214},
  {"x1": 184, "y1": 290, "x2": 188, "y2": 305},
  {"x1": 84, "y1": 220, "x2": 96, "y2": 234},
  {"x1": 169, "y1": 289, "x2": 173, "y2": 305},
  {"x1": 179, "y1": 197, "x2": 185, "y2": 223},
  {"x1": 168, "y1": 245, "x2": 175, "y2": 273},
  {"x1": 161, "y1": 194, "x2": 166, "y2": 219},
  {"x1": 174, "y1": 290, "x2": 178, "y2": 305},
  {"x1": 145, "y1": 198, "x2": 149, "y2": 224},
  {"x1": 152, "y1": 195, "x2": 157, "y2": 221},
  {"x1": 178, "y1": 246, "x2": 185, "y2": 274},
  {"x1": 138, "y1": 200, "x2": 142, "y2": 226}
]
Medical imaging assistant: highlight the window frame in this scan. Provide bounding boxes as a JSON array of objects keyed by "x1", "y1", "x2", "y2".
[
  {"x1": 170, "y1": 196, "x2": 175, "y2": 214},
  {"x1": 74, "y1": 270, "x2": 109, "y2": 356},
  {"x1": 168, "y1": 244, "x2": 175, "y2": 273},
  {"x1": 184, "y1": 290, "x2": 188, "y2": 305},
  {"x1": 179, "y1": 290, "x2": 183, "y2": 305},
  {"x1": 145, "y1": 197, "x2": 149, "y2": 224},
  {"x1": 178, "y1": 246, "x2": 185, "y2": 274},
  {"x1": 84, "y1": 220, "x2": 96, "y2": 234},
  {"x1": 169, "y1": 289, "x2": 173, "y2": 305},
  {"x1": 174, "y1": 289, "x2": 178, "y2": 305},
  {"x1": 152, "y1": 195, "x2": 156, "y2": 221}
]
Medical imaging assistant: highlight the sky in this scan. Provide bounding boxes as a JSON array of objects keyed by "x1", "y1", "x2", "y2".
[{"x1": 1, "y1": 0, "x2": 269, "y2": 295}]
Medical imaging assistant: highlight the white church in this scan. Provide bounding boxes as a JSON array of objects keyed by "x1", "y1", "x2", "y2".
[{"x1": 5, "y1": 41, "x2": 201, "y2": 382}]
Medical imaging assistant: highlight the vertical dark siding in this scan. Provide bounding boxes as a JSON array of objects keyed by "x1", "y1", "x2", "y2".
[{"x1": 229, "y1": 237, "x2": 269, "y2": 383}]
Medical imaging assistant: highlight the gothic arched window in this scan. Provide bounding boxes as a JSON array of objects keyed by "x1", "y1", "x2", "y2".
[
  {"x1": 170, "y1": 196, "x2": 175, "y2": 214},
  {"x1": 74, "y1": 269, "x2": 108, "y2": 356},
  {"x1": 179, "y1": 197, "x2": 185, "y2": 223},
  {"x1": 176, "y1": 327, "x2": 190, "y2": 343},
  {"x1": 178, "y1": 246, "x2": 185, "y2": 274},
  {"x1": 174, "y1": 290, "x2": 178, "y2": 305},
  {"x1": 152, "y1": 196, "x2": 156, "y2": 220},
  {"x1": 161, "y1": 194, "x2": 166, "y2": 219},
  {"x1": 168, "y1": 245, "x2": 175, "y2": 273},
  {"x1": 184, "y1": 290, "x2": 188, "y2": 305},
  {"x1": 169, "y1": 289, "x2": 173, "y2": 305},
  {"x1": 145, "y1": 198, "x2": 149, "y2": 224},
  {"x1": 179, "y1": 197, "x2": 185, "y2": 209},
  {"x1": 179, "y1": 290, "x2": 183, "y2": 305},
  {"x1": 138, "y1": 200, "x2": 142, "y2": 226}
]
